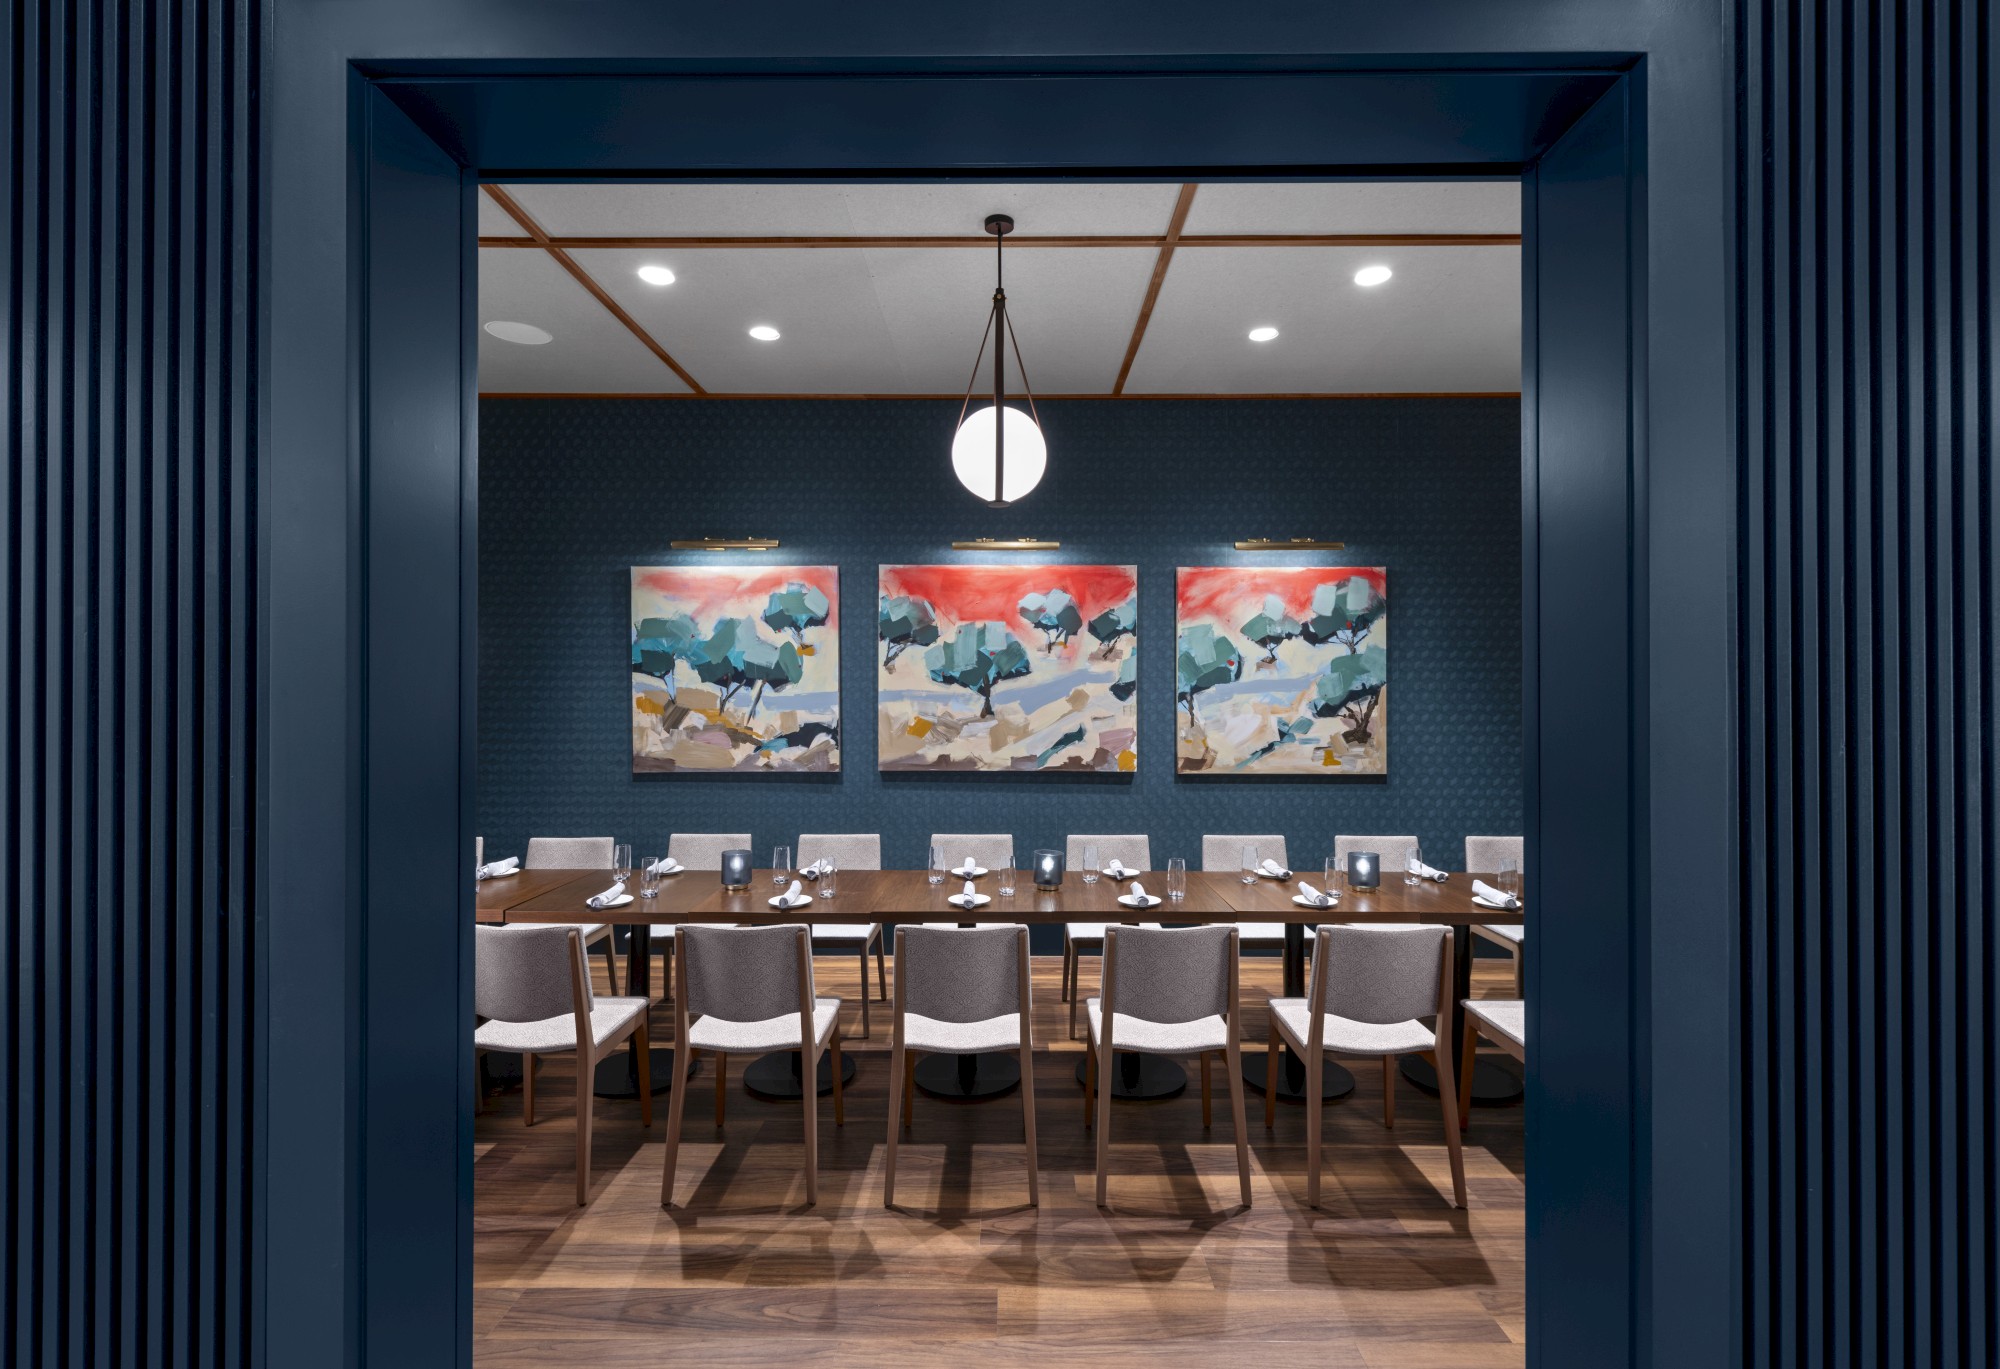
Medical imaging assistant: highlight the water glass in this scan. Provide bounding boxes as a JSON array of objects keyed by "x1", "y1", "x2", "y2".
[
  {"x1": 1081, "y1": 845, "x2": 1100, "y2": 885},
  {"x1": 818, "y1": 856, "x2": 838, "y2": 900},
  {"x1": 1241, "y1": 843, "x2": 1260, "y2": 885},
  {"x1": 1404, "y1": 843, "x2": 1424, "y2": 885},
  {"x1": 928, "y1": 844, "x2": 946, "y2": 886},
  {"x1": 997, "y1": 858, "x2": 1016, "y2": 898},
  {"x1": 772, "y1": 844, "x2": 792, "y2": 888},
  {"x1": 1166, "y1": 857, "x2": 1187, "y2": 902},
  {"x1": 612, "y1": 843, "x2": 632, "y2": 883},
  {"x1": 640, "y1": 857, "x2": 662, "y2": 899},
  {"x1": 1325, "y1": 855, "x2": 1341, "y2": 897},
  {"x1": 1497, "y1": 856, "x2": 1522, "y2": 898}
]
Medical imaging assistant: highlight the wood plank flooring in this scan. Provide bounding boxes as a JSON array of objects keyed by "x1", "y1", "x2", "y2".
[{"x1": 475, "y1": 956, "x2": 1525, "y2": 1366}]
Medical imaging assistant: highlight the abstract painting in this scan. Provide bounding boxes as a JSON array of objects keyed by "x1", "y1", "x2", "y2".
[
  {"x1": 878, "y1": 564, "x2": 1138, "y2": 772},
  {"x1": 1175, "y1": 566, "x2": 1387, "y2": 774},
  {"x1": 630, "y1": 566, "x2": 840, "y2": 772}
]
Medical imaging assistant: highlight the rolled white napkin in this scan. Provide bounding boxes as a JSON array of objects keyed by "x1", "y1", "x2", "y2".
[
  {"x1": 799, "y1": 859, "x2": 828, "y2": 880},
  {"x1": 1297, "y1": 880, "x2": 1335, "y2": 907},
  {"x1": 1410, "y1": 859, "x2": 1449, "y2": 881},
  {"x1": 646, "y1": 856, "x2": 682, "y2": 875},
  {"x1": 475, "y1": 856, "x2": 519, "y2": 880},
  {"x1": 1106, "y1": 859, "x2": 1137, "y2": 878},
  {"x1": 1127, "y1": 880, "x2": 1150, "y2": 902},
  {"x1": 955, "y1": 857, "x2": 981, "y2": 876},
  {"x1": 950, "y1": 879, "x2": 982, "y2": 907},
  {"x1": 1471, "y1": 879, "x2": 1521, "y2": 910},
  {"x1": 585, "y1": 879, "x2": 626, "y2": 908},
  {"x1": 1257, "y1": 857, "x2": 1289, "y2": 877},
  {"x1": 774, "y1": 879, "x2": 808, "y2": 907}
]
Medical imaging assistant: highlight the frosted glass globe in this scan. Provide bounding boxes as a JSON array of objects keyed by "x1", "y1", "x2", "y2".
[{"x1": 951, "y1": 404, "x2": 1047, "y2": 504}]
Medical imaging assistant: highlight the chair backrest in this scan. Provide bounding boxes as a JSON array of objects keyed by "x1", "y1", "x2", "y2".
[
  {"x1": 1103, "y1": 925, "x2": 1235, "y2": 1024},
  {"x1": 1201, "y1": 834, "x2": 1288, "y2": 872},
  {"x1": 476, "y1": 924, "x2": 587, "y2": 1023},
  {"x1": 677, "y1": 923, "x2": 811, "y2": 1024},
  {"x1": 1066, "y1": 834, "x2": 1151, "y2": 870},
  {"x1": 1312, "y1": 924, "x2": 1447, "y2": 1025},
  {"x1": 797, "y1": 833, "x2": 881, "y2": 871},
  {"x1": 1332, "y1": 834, "x2": 1419, "y2": 864},
  {"x1": 1464, "y1": 835, "x2": 1524, "y2": 873},
  {"x1": 928, "y1": 833, "x2": 1014, "y2": 871},
  {"x1": 476, "y1": 835, "x2": 484, "y2": 867},
  {"x1": 895, "y1": 925, "x2": 1026, "y2": 1024},
  {"x1": 524, "y1": 836, "x2": 614, "y2": 870},
  {"x1": 667, "y1": 832, "x2": 752, "y2": 871}
]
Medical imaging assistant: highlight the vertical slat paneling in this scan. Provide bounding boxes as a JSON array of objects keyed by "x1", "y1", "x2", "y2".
[
  {"x1": 3, "y1": 1, "x2": 259, "y2": 1363},
  {"x1": 1738, "y1": 1, "x2": 1995, "y2": 1364}
]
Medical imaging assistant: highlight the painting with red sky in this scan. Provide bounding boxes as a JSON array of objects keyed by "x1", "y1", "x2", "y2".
[
  {"x1": 878, "y1": 564, "x2": 1138, "y2": 773},
  {"x1": 1176, "y1": 566, "x2": 1387, "y2": 775},
  {"x1": 630, "y1": 566, "x2": 840, "y2": 772}
]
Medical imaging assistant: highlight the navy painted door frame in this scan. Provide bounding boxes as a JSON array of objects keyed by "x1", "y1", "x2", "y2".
[{"x1": 265, "y1": 35, "x2": 1733, "y2": 1369}]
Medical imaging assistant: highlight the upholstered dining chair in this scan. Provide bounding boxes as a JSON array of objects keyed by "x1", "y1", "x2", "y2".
[
  {"x1": 1084, "y1": 924, "x2": 1251, "y2": 1211},
  {"x1": 524, "y1": 836, "x2": 622, "y2": 995},
  {"x1": 1201, "y1": 834, "x2": 1294, "y2": 950},
  {"x1": 1464, "y1": 835, "x2": 1526, "y2": 995},
  {"x1": 1060, "y1": 834, "x2": 1159, "y2": 1038},
  {"x1": 919, "y1": 832, "x2": 1015, "y2": 930},
  {"x1": 473, "y1": 924, "x2": 653, "y2": 1205},
  {"x1": 883, "y1": 924, "x2": 1038, "y2": 1209},
  {"x1": 1331, "y1": 833, "x2": 1422, "y2": 868},
  {"x1": 1264, "y1": 924, "x2": 1467, "y2": 1209},
  {"x1": 1458, "y1": 997, "x2": 1525, "y2": 1131},
  {"x1": 660, "y1": 924, "x2": 844, "y2": 1209},
  {"x1": 797, "y1": 833, "x2": 887, "y2": 1037},
  {"x1": 653, "y1": 832, "x2": 759, "y2": 994}
]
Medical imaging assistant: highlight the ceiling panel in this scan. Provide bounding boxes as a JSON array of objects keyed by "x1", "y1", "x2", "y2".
[
  {"x1": 497, "y1": 182, "x2": 1185, "y2": 238},
  {"x1": 478, "y1": 192, "x2": 529, "y2": 237},
  {"x1": 571, "y1": 244, "x2": 1157, "y2": 394},
  {"x1": 477, "y1": 249, "x2": 690, "y2": 393},
  {"x1": 1121, "y1": 245, "x2": 1520, "y2": 394},
  {"x1": 1180, "y1": 181, "x2": 1519, "y2": 236}
]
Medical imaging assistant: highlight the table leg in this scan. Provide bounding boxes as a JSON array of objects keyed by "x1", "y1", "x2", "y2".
[
  {"x1": 1399, "y1": 924, "x2": 1522, "y2": 1103},
  {"x1": 1241, "y1": 921, "x2": 1353, "y2": 1103},
  {"x1": 916, "y1": 1051, "x2": 1021, "y2": 1100},
  {"x1": 744, "y1": 1048, "x2": 855, "y2": 1100},
  {"x1": 592, "y1": 922, "x2": 693, "y2": 1099}
]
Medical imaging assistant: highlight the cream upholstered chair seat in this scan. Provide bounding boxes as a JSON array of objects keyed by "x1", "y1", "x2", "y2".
[
  {"x1": 1265, "y1": 999, "x2": 1435, "y2": 1055},
  {"x1": 1465, "y1": 998, "x2": 1526, "y2": 1053},
  {"x1": 1084, "y1": 1001, "x2": 1228, "y2": 1055},
  {"x1": 686, "y1": 998, "x2": 841, "y2": 1054},
  {"x1": 1201, "y1": 835, "x2": 1294, "y2": 946},
  {"x1": 474, "y1": 998, "x2": 649, "y2": 1056},
  {"x1": 902, "y1": 1010, "x2": 1022, "y2": 1055},
  {"x1": 1481, "y1": 923, "x2": 1525, "y2": 945}
]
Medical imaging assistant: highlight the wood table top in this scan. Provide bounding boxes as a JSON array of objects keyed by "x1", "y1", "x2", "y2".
[
  {"x1": 693, "y1": 869, "x2": 886, "y2": 925},
  {"x1": 473, "y1": 866, "x2": 604, "y2": 921},
  {"x1": 500, "y1": 868, "x2": 720, "y2": 924},
  {"x1": 869, "y1": 868, "x2": 1238, "y2": 920},
  {"x1": 1214, "y1": 870, "x2": 1525, "y2": 926}
]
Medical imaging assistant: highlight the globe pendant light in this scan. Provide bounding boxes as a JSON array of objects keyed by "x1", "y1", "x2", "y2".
[{"x1": 951, "y1": 214, "x2": 1048, "y2": 506}]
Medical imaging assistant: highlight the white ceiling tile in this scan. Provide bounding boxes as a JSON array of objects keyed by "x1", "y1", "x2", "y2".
[
  {"x1": 1120, "y1": 245, "x2": 1520, "y2": 394},
  {"x1": 478, "y1": 192, "x2": 530, "y2": 237},
  {"x1": 477, "y1": 249, "x2": 691, "y2": 393},
  {"x1": 1179, "y1": 181, "x2": 1519, "y2": 236}
]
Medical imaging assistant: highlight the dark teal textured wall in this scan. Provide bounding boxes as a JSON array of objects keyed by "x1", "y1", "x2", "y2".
[{"x1": 478, "y1": 396, "x2": 1521, "y2": 938}]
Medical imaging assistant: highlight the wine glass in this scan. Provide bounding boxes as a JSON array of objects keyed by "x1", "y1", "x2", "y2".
[
  {"x1": 1241, "y1": 843, "x2": 1260, "y2": 886},
  {"x1": 772, "y1": 843, "x2": 792, "y2": 889},
  {"x1": 640, "y1": 856, "x2": 662, "y2": 900},
  {"x1": 1404, "y1": 843, "x2": 1424, "y2": 885},
  {"x1": 1081, "y1": 844, "x2": 1100, "y2": 886},
  {"x1": 928, "y1": 844, "x2": 946, "y2": 886},
  {"x1": 1166, "y1": 856, "x2": 1187, "y2": 902},
  {"x1": 818, "y1": 856, "x2": 838, "y2": 900},
  {"x1": 612, "y1": 843, "x2": 632, "y2": 884}
]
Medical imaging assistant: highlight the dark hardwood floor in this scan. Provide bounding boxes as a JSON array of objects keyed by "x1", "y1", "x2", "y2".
[{"x1": 475, "y1": 955, "x2": 1525, "y2": 1366}]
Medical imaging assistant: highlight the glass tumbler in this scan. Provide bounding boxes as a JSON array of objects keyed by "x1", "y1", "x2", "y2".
[
  {"x1": 928, "y1": 844, "x2": 946, "y2": 886},
  {"x1": 772, "y1": 844, "x2": 792, "y2": 888},
  {"x1": 640, "y1": 857, "x2": 662, "y2": 899},
  {"x1": 818, "y1": 856, "x2": 838, "y2": 900},
  {"x1": 1081, "y1": 845, "x2": 1100, "y2": 885},
  {"x1": 612, "y1": 843, "x2": 632, "y2": 883},
  {"x1": 1166, "y1": 857, "x2": 1187, "y2": 902},
  {"x1": 1405, "y1": 844, "x2": 1424, "y2": 885},
  {"x1": 1497, "y1": 856, "x2": 1522, "y2": 898},
  {"x1": 997, "y1": 858, "x2": 1016, "y2": 898},
  {"x1": 1241, "y1": 843, "x2": 1260, "y2": 885}
]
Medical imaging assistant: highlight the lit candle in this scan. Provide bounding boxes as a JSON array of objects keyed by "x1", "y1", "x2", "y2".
[
  {"x1": 1348, "y1": 850, "x2": 1380, "y2": 890},
  {"x1": 1033, "y1": 849, "x2": 1065, "y2": 888},
  {"x1": 721, "y1": 848, "x2": 753, "y2": 891}
]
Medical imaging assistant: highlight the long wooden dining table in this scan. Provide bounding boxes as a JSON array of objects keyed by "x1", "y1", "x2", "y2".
[{"x1": 477, "y1": 865, "x2": 1527, "y2": 1107}]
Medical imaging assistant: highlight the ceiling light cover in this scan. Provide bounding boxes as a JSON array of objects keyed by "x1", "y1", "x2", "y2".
[
  {"x1": 483, "y1": 320, "x2": 552, "y2": 345},
  {"x1": 1247, "y1": 326, "x2": 1279, "y2": 342},
  {"x1": 637, "y1": 264, "x2": 676, "y2": 286},
  {"x1": 952, "y1": 405, "x2": 1048, "y2": 505},
  {"x1": 1354, "y1": 264, "x2": 1394, "y2": 287},
  {"x1": 748, "y1": 324, "x2": 781, "y2": 341}
]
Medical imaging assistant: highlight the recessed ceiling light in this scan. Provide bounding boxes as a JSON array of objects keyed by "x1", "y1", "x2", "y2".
[
  {"x1": 748, "y1": 325, "x2": 781, "y2": 342},
  {"x1": 1354, "y1": 265, "x2": 1394, "y2": 287},
  {"x1": 483, "y1": 320, "x2": 552, "y2": 345},
  {"x1": 1247, "y1": 326, "x2": 1280, "y2": 342},
  {"x1": 637, "y1": 264, "x2": 676, "y2": 286}
]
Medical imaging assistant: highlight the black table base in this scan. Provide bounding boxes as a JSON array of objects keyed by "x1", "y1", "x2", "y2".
[
  {"x1": 1399, "y1": 1052, "x2": 1523, "y2": 1103},
  {"x1": 914, "y1": 1050, "x2": 1021, "y2": 1100},
  {"x1": 743, "y1": 1049, "x2": 855, "y2": 1100},
  {"x1": 1240, "y1": 1049, "x2": 1356, "y2": 1103},
  {"x1": 593, "y1": 1046, "x2": 695, "y2": 1099},
  {"x1": 1074, "y1": 1052, "x2": 1187, "y2": 1100}
]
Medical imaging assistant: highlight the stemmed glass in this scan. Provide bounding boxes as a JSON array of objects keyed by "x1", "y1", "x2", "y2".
[
  {"x1": 1404, "y1": 843, "x2": 1425, "y2": 885},
  {"x1": 1166, "y1": 856, "x2": 1187, "y2": 902},
  {"x1": 772, "y1": 844, "x2": 792, "y2": 889},
  {"x1": 612, "y1": 843, "x2": 632, "y2": 885},
  {"x1": 640, "y1": 856, "x2": 662, "y2": 899},
  {"x1": 818, "y1": 856, "x2": 838, "y2": 900},
  {"x1": 1081, "y1": 845, "x2": 1100, "y2": 886},
  {"x1": 928, "y1": 844, "x2": 947, "y2": 886},
  {"x1": 1241, "y1": 843, "x2": 1260, "y2": 885}
]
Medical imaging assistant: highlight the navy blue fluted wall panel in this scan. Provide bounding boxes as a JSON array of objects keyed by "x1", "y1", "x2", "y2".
[
  {"x1": 3, "y1": 1, "x2": 259, "y2": 1365},
  {"x1": 477, "y1": 396, "x2": 1521, "y2": 946},
  {"x1": 1737, "y1": 1, "x2": 1995, "y2": 1365}
]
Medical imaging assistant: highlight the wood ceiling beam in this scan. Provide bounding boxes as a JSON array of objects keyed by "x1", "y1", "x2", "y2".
[
  {"x1": 1111, "y1": 184, "x2": 1199, "y2": 396},
  {"x1": 476, "y1": 231, "x2": 1520, "y2": 250},
  {"x1": 480, "y1": 186, "x2": 706, "y2": 394}
]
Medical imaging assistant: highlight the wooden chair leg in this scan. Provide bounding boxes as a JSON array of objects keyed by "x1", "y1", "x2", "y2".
[
  {"x1": 858, "y1": 948, "x2": 871, "y2": 1039},
  {"x1": 1019, "y1": 1045, "x2": 1040, "y2": 1208},
  {"x1": 1201, "y1": 1052, "x2": 1213, "y2": 1129},
  {"x1": 1381, "y1": 1054, "x2": 1395, "y2": 1129},
  {"x1": 1083, "y1": 1043, "x2": 1096, "y2": 1129},
  {"x1": 661, "y1": 1048, "x2": 690, "y2": 1208},
  {"x1": 1304, "y1": 1044, "x2": 1324, "y2": 1209},
  {"x1": 714, "y1": 1050, "x2": 728, "y2": 1127},
  {"x1": 600, "y1": 935, "x2": 620, "y2": 998},
  {"x1": 1225, "y1": 1037, "x2": 1252, "y2": 1209},
  {"x1": 802, "y1": 1046, "x2": 821, "y2": 1207},
  {"x1": 831, "y1": 1023, "x2": 845, "y2": 1127},
  {"x1": 902, "y1": 1051, "x2": 915, "y2": 1132},
  {"x1": 1434, "y1": 1024, "x2": 1468, "y2": 1209},
  {"x1": 884, "y1": 1046, "x2": 905, "y2": 1207},
  {"x1": 574, "y1": 1051, "x2": 594, "y2": 1206},
  {"x1": 522, "y1": 1054, "x2": 536, "y2": 1128},
  {"x1": 1458, "y1": 1015, "x2": 1479, "y2": 1132},
  {"x1": 1068, "y1": 965, "x2": 1081, "y2": 1040},
  {"x1": 1059, "y1": 942, "x2": 1072, "y2": 1002},
  {"x1": 634, "y1": 1023, "x2": 654, "y2": 1127},
  {"x1": 875, "y1": 936, "x2": 887, "y2": 1001},
  {"x1": 1264, "y1": 1021, "x2": 1280, "y2": 1129},
  {"x1": 1093, "y1": 1038, "x2": 1114, "y2": 1207},
  {"x1": 1513, "y1": 945, "x2": 1524, "y2": 998}
]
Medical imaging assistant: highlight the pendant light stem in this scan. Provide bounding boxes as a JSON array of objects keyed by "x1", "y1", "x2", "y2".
[{"x1": 990, "y1": 221, "x2": 1008, "y2": 508}]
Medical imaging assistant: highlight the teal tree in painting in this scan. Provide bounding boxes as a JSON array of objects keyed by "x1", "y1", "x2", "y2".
[
  {"x1": 761, "y1": 581, "x2": 831, "y2": 652},
  {"x1": 878, "y1": 594, "x2": 939, "y2": 674},
  {"x1": 1239, "y1": 593, "x2": 1302, "y2": 667},
  {"x1": 1109, "y1": 652, "x2": 1138, "y2": 702},
  {"x1": 1300, "y1": 576, "x2": 1386, "y2": 653},
  {"x1": 691, "y1": 617, "x2": 804, "y2": 719},
  {"x1": 1312, "y1": 645, "x2": 1388, "y2": 743},
  {"x1": 1176, "y1": 624, "x2": 1243, "y2": 729},
  {"x1": 1018, "y1": 588, "x2": 1083, "y2": 654},
  {"x1": 632, "y1": 613, "x2": 701, "y2": 701},
  {"x1": 1086, "y1": 597, "x2": 1137, "y2": 660},
  {"x1": 926, "y1": 623, "x2": 1032, "y2": 719}
]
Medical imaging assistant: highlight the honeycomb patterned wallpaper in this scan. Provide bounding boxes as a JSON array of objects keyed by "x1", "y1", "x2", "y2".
[{"x1": 479, "y1": 397, "x2": 1522, "y2": 945}]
